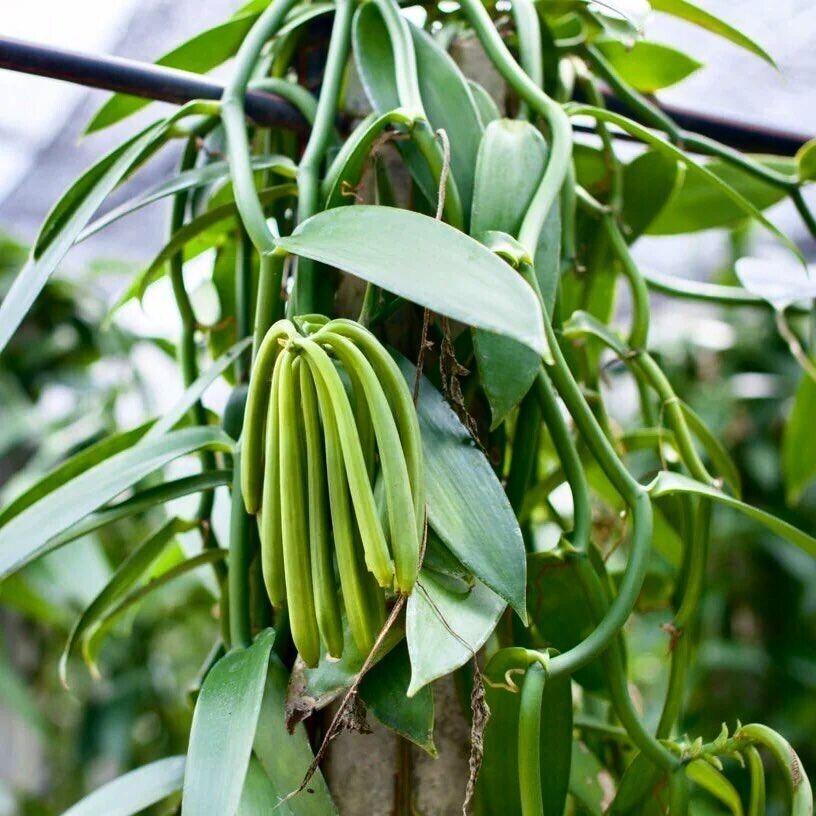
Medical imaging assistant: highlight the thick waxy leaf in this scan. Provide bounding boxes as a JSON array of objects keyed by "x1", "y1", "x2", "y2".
[
  {"x1": 360, "y1": 642, "x2": 436, "y2": 754},
  {"x1": 253, "y1": 656, "x2": 337, "y2": 815},
  {"x1": 79, "y1": 156, "x2": 295, "y2": 242},
  {"x1": 470, "y1": 119, "x2": 550, "y2": 426},
  {"x1": 406, "y1": 568, "x2": 504, "y2": 695},
  {"x1": 650, "y1": 0, "x2": 775, "y2": 66},
  {"x1": 59, "y1": 518, "x2": 188, "y2": 686},
  {"x1": 61, "y1": 756, "x2": 185, "y2": 816},
  {"x1": 278, "y1": 206, "x2": 546, "y2": 356},
  {"x1": 183, "y1": 629, "x2": 276, "y2": 816},
  {"x1": 527, "y1": 551, "x2": 607, "y2": 692},
  {"x1": 0, "y1": 122, "x2": 164, "y2": 354},
  {"x1": 146, "y1": 338, "x2": 252, "y2": 440},
  {"x1": 0, "y1": 427, "x2": 232, "y2": 578},
  {"x1": 648, "y1": 157, "x2": 794, "y2": 235},
  {"x1": 735, "y1": 257, "x2": 816, "y2": 311},
  {"x1": 353, "y1": 5, "x2": 483, "y2": 221},
  {"x1": 468, "y1": 80, "x2": 501, "y2": 127},
  {"x1": 622, "y1": 150, "x2": 680, "y2": 239},
  {"x1": 395, "y1": 354, "x2": 527, "y2": 617},
  {"x1": 237, "y1": 759, "x2": 280, "y2": 816},
  {"x1": 569, "y1": 741, "x2": 615, "y2": 816},
  {"x1": 596, "y1": 40, "x2": 702, "y2": 92},
  {"x1": 687, "y1": 760, "x2": 745, "y2": 816},
  {"x1": 796, "y1": 139, "x2": 816, "y2": 183},
  {"x1": 0, "y1": 423, "x2": 151, "y2": 528},
  {"x1": 649, "y1": 471, "x2": 816, "y2": 557},
  {"x1": 783, "y1": 375, "x2": 816, "y2": 504}
]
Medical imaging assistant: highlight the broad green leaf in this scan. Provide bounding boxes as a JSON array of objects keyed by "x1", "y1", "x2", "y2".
[
  {"x1": 648, "y1": 157, "x2": 794, "y2": 235},
  {"x1": 796, "y1": 139, "x2": 816, "y2": 183},
  {"x1": 569, "y1": 741, "x2": 614, "y2": 816},
  {"x1": 0, "y1": 427, "x2": 232, "y2": 578},
  {"x1": 183, "y1": 629, "x2": 276, "y2": 816},
  {"x1": 59, "y1": 517, "x2": 188, "y2": 686},
  {"x1": 0, "y1": 422, "x2": 151, "y2": 528},
  {"x1": 253, "y1": 656, "x2": 337, "y2": 815},
  {"x1": 61, "y1": 756, "x2": 185, "y2": 816},
  {"x1": 146, "y1": 338, "x2": 252, "y2": 440},
  {"x1": 406, "y1": 568, "x2": 504, "y2": 695},
  {"x1": 395, "y1": 354, "x2": 527, "y2": 617},
  {"x1": 85, "y1": 12, "x2": 261, "y2": 133},
  {"x1": 687, "y1": 760, "x2": 745, "y2": 815},
  {"x1": 527, "y1": 550, "x2": 607, "y2": 693},
  {"x1": 238, "y1": 759, "x2": 281, "y2": 816},
  {"x1": 649, "y1": 0, "x2": 775, "y2": 66},
  {"x1": 470, "y1": 119, "x2": 550, "y2": 427},
  {"x1": 353, "y1": 5, "x2": 484, "y2": 222},
  {"x1": 79, "y1": 156, "x2": 296, "y2": 242},
  {"x1": 118, "y1": 183, "x2": 298, "y2": 308},
  {"x1": 648, "y1": 471, "x2": 816, "y2": 557},
  {"x1": 567, "y1": 105, "x2": 801, "y2": 261},
  {"x1": 783, "y1": 375, "x2": 816, "y2": 504},
  {"x1": 596, "y1": 40, "x2": 702, "y2": 92},
  {"x1": 0, "y1": 122, "x2": 164, "y2": 354},
  {"x1": 279, "y1": 206, "x2": 546, "y2": 356},
  {"x1": 360, "y1": 641, "x2": 436, "y2": 754},
  {"x1": 468, "y1": 79, "x2": 501, "y2": 127},
  {"x1": 622, "y1": 150, "x2": 680, "y2": 239},
  {"x1": 735, "y1": 256, "x2": 816, "y2": 310}
]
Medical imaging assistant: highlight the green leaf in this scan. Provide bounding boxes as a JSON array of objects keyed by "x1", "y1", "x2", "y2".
[
  {"x1": 183, "y1": 629, "x2": 276, "y2": 816},
  {"x1": 406, "y1": 568, "x2": 504, "y2": 695},
  {"x1": 61, "y1": 756, "x2": 185, "y2": 816},
  {"x1": 395, "y1": 354, "x2": 527, "y2": 617},
  {"x1": 569, "y1": 741, "x2": 614, "y2": 816},
  {"x1": 796, "y1": 139, "x2": 816, "y2": 183},
  {"x1": 649, "y1": 0, "x2": 775, "y2": 67},
  {"x1": 0, "y1": 422, "x2": 151, "y2": 529},
  {"x1": 470, "y1": 119, "x2": 550, "y2": 426},
  {"x1": 648, "y1": 470, "x2": 816, "y2": 557},
  {"x1": 237, "y1": 759, "x2": 280, "y2": 816},
  {"x1": 360, "y1": 641, "x2": 436, "y2": 754},
  {"x1": 59, "y1": 517, "x2": 188, "y2": 687},
  {"x1": 0, "y1": 121, "x2": 165, "y2": 354},
  {"x1": 79, "y1": 156, "x2": 296, "y2": 242},
  {"x1": 568, "y1": 105, "x2": 800, "y2": 261},
  {"x1": 527, "y1": 550, "x2": 607, "y2": 693},
  {"x1": 783, "y1": 375, "x2": 816, "y2": 504},
  {"x1": 0, "y1": 427, "x2": 232, "y2": 578},
  {"x1": 687, "y1": 760, "x2": 745, "y2": 815},
  {"x1": 85, "y1": 12, "x2": 260, "y2": 134},
  {"x1": 622, "y1": 150, "x2": 681, "y2": 239},
  {"x1": 735, "y1": 256, "x2": 816, "y2": 311},
  {"x1": 278, "y1": 206, "x2": 545, "y2": 356},
  {"x1": 352, "y1": 5, "x2": 483, "y2": 222},
  {"x1": 118, "y1": 184, "x2": 297, "y2": 308},
  {"x1": 468, "y1": 79, "x2": 501, "y2": 127},
  {"x1": 596, "y1": 40, "x2": 702, "y2": 92},
  {"x1": 253, "y1": 655, "x2": 337, "y2": 815},
  {"x1": 147, "y1": 338, "x2": 252, "y2": 440}
]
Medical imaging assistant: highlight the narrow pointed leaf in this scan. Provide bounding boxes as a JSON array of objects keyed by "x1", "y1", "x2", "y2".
[
  {"x1": 183, "y1": 629, "x2": 276, "y2": 816},
  {"x1": 783, "y1": 375, "x2": 816, "y2": 504},
  {"x1": 648, "y1": 471, "x2": 816, "y2": 557},
  {"x1": 687, "y1": 760, "x2": 745, "y2": 816},
  {"x1": 278, "y1": 206, "x2": 545, "y2": 356},
  {"x1": 61, "y1": 756, "x2": 185, "y2": 816},
  {"x1": 650, "y1": 0, "x2": 775, "y2": 67},
  {"x1": 395, "y1": 354, "x2": 527, "y2": 617},
  {"x1": 0, "y1": 427, "x2": 232, "y2": 578},
  {"x1": 596, "y1": 40, "x2": 702, "y2": 92}
]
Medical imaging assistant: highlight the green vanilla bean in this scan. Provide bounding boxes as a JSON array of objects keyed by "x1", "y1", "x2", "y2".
[
  {"x1": 278, "y1": 351, "x2": 321, "y2": 667},
  {"x1": 228, "y1": 448, "x2": 253, "y2": 648},
  {"x1": 299, "y1": 360, "x2": 344, "y2": 658},
  {"x1": 518, "y1": 662, "x2": 547, "y2": 816},
  {"x1": 293, "y1": 0, "x2": 354, "y2": 314},
  {"x1": 505, "y1": 392, "x2": 542, "y2": 520}
]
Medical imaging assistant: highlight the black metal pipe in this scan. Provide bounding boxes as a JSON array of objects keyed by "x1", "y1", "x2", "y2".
[
  {"x1": 0, "y1": 36, "x2": 308, "y2": 131},
  {"x1": 0, "y1": 34, "x2": 811, "y2": 155}
]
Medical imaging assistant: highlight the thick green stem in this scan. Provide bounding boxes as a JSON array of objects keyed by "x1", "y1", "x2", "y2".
[
  {"x1": 509, "y1": 0, "x2": 542, "y2": 122},
  {"x1": 293, "y1": 0, "x2": 354, "y2": 314}
]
